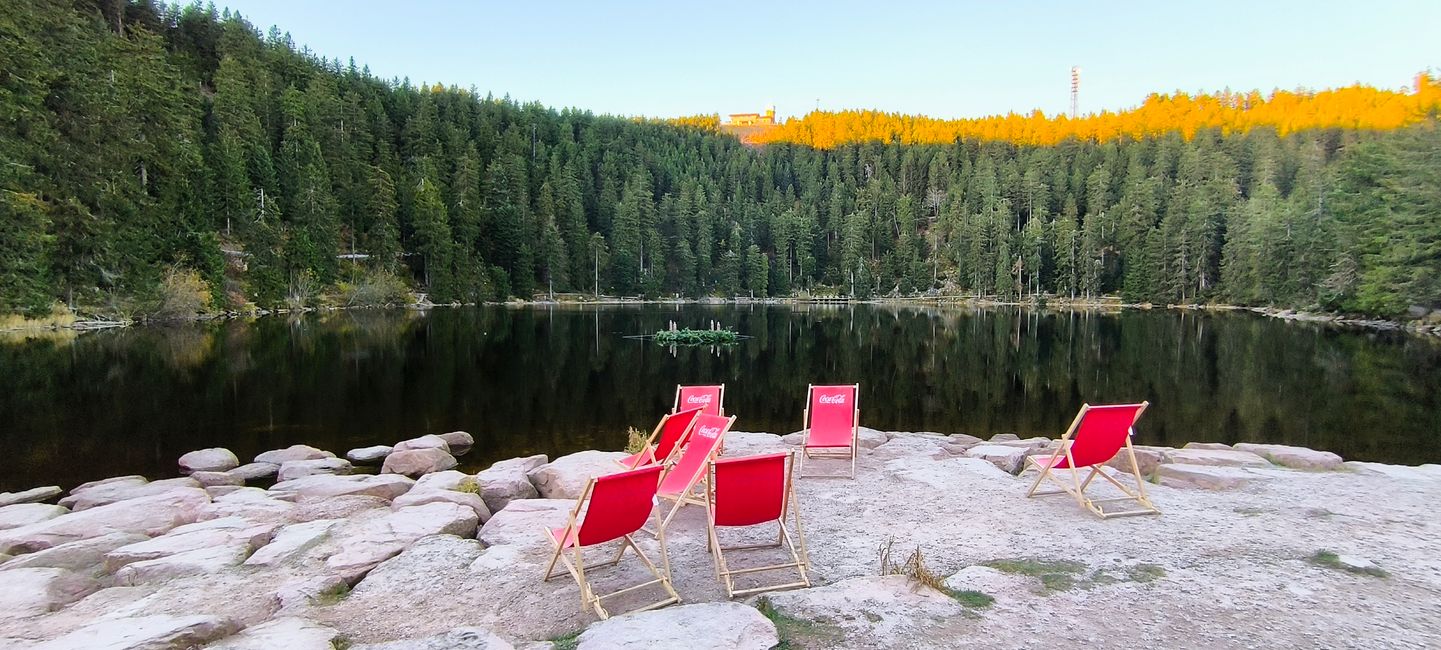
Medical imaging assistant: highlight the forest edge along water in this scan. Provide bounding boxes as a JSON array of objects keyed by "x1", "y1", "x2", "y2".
[{"x1": 2, "y1": 303, "x2": 1438, "y2": 492}]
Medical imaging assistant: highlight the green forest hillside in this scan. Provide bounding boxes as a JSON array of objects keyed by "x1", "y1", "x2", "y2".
[{"x1": 2, "y1": 1, "x2": 1438, "y2": 319}]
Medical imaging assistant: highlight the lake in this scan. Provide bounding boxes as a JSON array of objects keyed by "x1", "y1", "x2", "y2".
[{"x1": 3, "y1": 304, "x2": 1439, "y2": 492}]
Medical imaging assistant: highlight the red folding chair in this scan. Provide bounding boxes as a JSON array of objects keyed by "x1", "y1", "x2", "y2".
[
  {"x1": 1024, "y1": 402, "x2": 1160, "y2": 519},
  {"x1": 705, "y1": 451, "x2": 810, "y2": 597},
  {"x1": 651, "y1": 413, "x2": 734, "y2": 569},
  {"x1": 798, "y1": 384, "x2": 860, "y2": 478},
  {"x1": 618, "y1": 407, "x2": 703, "y2": 470},
  {"x1": 542, "y1": 464, "x2": 681, "y2": 619},
  {"x1": 673, "y1": 384, "x2": 725, "y2": 416}
]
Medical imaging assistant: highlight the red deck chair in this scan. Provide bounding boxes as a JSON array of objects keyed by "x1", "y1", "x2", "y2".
[
  {"x1": 673, "y1": 384, "x2": 725, "y2": 416},
  {"x1": 1024, "y1": 402, "x2": 1160, "y2": 519},
  {"x1": 652, "y1": 413, "x2": 735, "y2": 567},
  {"x1": 542, "y1": 464, "x2": 681, "y2": 619},
  {"x1": 618, "y1": 407, "x2": 703, "y2": 470},
  {"x1": 705, "y1": 451, "x2": 810, "y2": 597},
  {"x1": 798, "y1": 384, "x2": 860, "y2": 478}
]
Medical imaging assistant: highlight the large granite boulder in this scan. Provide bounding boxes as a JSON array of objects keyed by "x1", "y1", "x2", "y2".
[
  {"x1": 245, "y1": 519, "x2": 342, "y2": 567},
  {"x1": 392, "y1": 434, "x2": 451, "y2": 453},
  {"x1": 179, "y1": 447, "x2": 240, "y2": 473},
  {"x1": 391, "y1": 471, "x2": 491, "y2": 522},
  {"x1": 475, "y1": 455, "x2": 546, "y2": 513},
  {"x1": 577, "y1": 602, "x2": 778, "y2": 650},
  {"x1": 0, "y1": 488, "x2": 211, "y2": 554},
  {"x1": 191, "y1": 471, "x2": 245, "y2": 488},
  {"x1": 114, "y1": 543, "x2": 252, "y2": 585},
  {"x1": 382, "y1": 448, "x2": 458, "y2": 477},
  {"x1": 1232, "y1": 443, "x2": 1344, "y2": 470},
  {"x1": 255, "y1": 445, "x2": 336, "y2": 465},
  {"x1": 347, "y1": 445, "x2": 393, "y2": 464},
  {"x1": 104, "y1": 516, "x2": 277, "y2": 572},
  {"x1": 227, "y1": 462, "x2": 281, "y2": 481},
  {"x1": 525, "y1": 450, "x2": 628, "y2": 499},
  {"x1": 0, "y1": 531, "x2": 147, "y2": 574},
  {"x1": 437, "y1": 431, "x2": 475, "y2": 449}
]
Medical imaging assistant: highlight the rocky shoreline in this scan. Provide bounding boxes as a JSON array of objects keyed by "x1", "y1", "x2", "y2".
[{"x1": 1, "y1": 429, "x2": 1438, "y2": 648}]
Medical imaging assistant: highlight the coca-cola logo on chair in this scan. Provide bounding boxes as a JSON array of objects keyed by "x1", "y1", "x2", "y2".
[
  {"x1": 686, "y1": 394, "x2": 714, "y2": 405},
  {"x1": 818, "y1": 393, "x2": 848, "y2": 405}
]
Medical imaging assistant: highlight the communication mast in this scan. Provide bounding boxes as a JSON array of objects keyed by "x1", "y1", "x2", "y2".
[{"x1": 1070, "y1": 66, "x2": 1081, "y2": 119}]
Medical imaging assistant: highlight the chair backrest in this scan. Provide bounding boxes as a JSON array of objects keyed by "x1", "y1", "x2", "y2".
[
  {"x1": 575, "y1": 464, "x2": 664, "y2": 547},
  {"x1": 658, "y1": 413, "x2": 734, "y2": 497},
  {"x1": 806, "y1": 384, "x2": 858, "y2": 447},
  {"x1": 1066, "y1": 402, "x2": 1148, "y2": 468},
  {"x1": 710, "y1": 452, "x2": 791, "y2": 527},
  {"x1": 655, "y1": 407, "x2": 703, "y2": 462},
  {"x1": 675, "y1": 385, "x2": 725, "y2": 416}
]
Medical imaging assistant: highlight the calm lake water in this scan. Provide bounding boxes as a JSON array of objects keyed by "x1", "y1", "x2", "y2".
[{"x1": 3, "y1": 304, "x2": 1439, "y2": 491}]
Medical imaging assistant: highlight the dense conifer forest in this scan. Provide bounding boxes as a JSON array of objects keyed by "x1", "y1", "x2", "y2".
[{"x1": 3, "y1": 0, "x2": 1438, "y2": 319}]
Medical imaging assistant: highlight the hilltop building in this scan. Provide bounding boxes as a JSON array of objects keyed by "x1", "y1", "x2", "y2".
[{"x1": 726, "y1": 106, "x2": 776, "y2": 126}]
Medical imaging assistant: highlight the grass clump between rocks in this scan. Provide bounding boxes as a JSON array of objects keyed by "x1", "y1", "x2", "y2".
[
  {"x1": 982, "y1": 558, "x2": 1087, "y2": 593},
  {"x1": 878, "y1": 538, "x2": 991, "y2": 608},
  {"x1": 1309, "y1": 550, "x2": 1388, "y2": 578},
  {"x1": 452, "y1": 476, "x2": 481, "y2": 494},
  {"x1": 314, "y1": 583, "x2": 351, "y2": 605},
  {"x1": 755, "y1": 597, "x2": 841, "y2": 649},
  {"x1": 550, "y1": 630, "x2": 582, "y2": 650}
]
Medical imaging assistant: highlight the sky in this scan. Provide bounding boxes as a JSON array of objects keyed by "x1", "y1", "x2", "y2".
[{"x1": 216, "y1": 0, "x2": 1439, "y2": 120}]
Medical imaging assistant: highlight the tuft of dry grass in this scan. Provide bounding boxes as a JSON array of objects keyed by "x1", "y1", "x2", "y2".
[
  {"x1": 878, "y1": 538, "x2": 948, "y2": 593},
  {"x1": 624, "y1": 427, "x2": 649, "y2": 454}
]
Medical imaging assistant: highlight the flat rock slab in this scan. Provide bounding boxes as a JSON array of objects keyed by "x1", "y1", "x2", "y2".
[
  {"x1": 204, "y1": 616, "x2": 341, "y2": 650},
  {"x1": 392, "y1": 488, "x2": 491, "y2": 523},
  {"x1": 255, "y1": 445, "x2": 336, "y2": 465},
  {"x1": 0, "y1": 486, "x2": 63, "y2": 507},
  {"x1": 475, "y1": 499, "x2": 573, "y2": 548},
  {"x1": 32, "y1": 614, "x2": 239, "y2": 650},
  {"x1": 105, "y1": 516, "x2": 276, "y2": 572},
  {"x1": 0, "y1": 531, "x2": 147, "y2": 573},
  {"x1": 1233, "y1": 443, "x2": 1343, "y2": 470},
  {"x1": 0, "y1": 488, "x2": 211, "y2": 554},
  {"x1": 60, "y1": 477, "x2": 202, "y2": 511},
  {"x1": 1161, "y1": 448, "x2": 1271, "y2": 468},
  {"x1": 350, "y1": 627, "x2": 513, "y2": 650},
  {"x1": 475, "y1": 455, "x2": 546, "y2": 513},
  {"x1": 324, "y1": 502, "x2": 479, "y2": 577},
  {"x1": 114, "y1": 542, "x2": 252, "y2": 585},
  {"x1": 278, "y1": 457, "x2": 354, "y2": 482},
  {"x1": 191, "y1": 471, "x2": 244, "y2": 488},
  {"x1": 347, "y1": 445, "x2": 393, "y2": 464},
  {"x1": 526, "y1": 451, "x2": 628, "y2": 499},
  {"x1": 245, "y1": 519, "x2": 342, "y2": 567},
  {"x1": 761, "y1": 575, "x2": 970, "y2": 647},
  {"x1": 179, "y1": 448, "x2": 240, "y2": 474},
  {"x1": 0, "y1": 567, "x2": 99, "y2": 619},
  {"x1": 0, "y1": 503, "x2": 69, "y2": 530},
  {"x1": 269, "y1": 474, "x2": 414, "y2": 501},
  {"x1": 1156, "y1": 463, "x2": 1257, "y2": 490},
  {"x1": 577, "y1": 602, "x2": 777, "y2": 650}
]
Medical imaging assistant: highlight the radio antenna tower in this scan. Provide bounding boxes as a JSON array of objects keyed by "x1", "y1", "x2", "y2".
[{"x1": 1070, "y1": 66, "x2": 1081, "y2": 119}]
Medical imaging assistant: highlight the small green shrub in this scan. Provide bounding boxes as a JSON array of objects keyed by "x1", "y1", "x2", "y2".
[
  {"x1": 624, "y1": 427, "x2": 650, "y2": 454},
  {"x1": 550, "y1": 631, "x2": 582, "y2": 650},
  {"x1": 336, "y1": 271, "x2": 414, "y2": 307},
  {"x1": 147, "y1": 268, "x2": 213, "y2": 321}
]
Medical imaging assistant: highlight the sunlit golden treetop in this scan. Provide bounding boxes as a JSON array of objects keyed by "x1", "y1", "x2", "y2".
[{"x1": 746, "y1": 73, "x2": 1441, "y2": 147}]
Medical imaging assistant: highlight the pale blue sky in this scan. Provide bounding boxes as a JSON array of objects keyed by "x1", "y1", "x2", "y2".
[{"x1": 217, "y1": 0, "x2": 1438, "y2": 120}]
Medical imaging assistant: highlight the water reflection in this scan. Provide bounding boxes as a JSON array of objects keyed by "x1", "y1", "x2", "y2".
[{"x1": 2, "y1": 305, "x2": 1438, "y2": 491}]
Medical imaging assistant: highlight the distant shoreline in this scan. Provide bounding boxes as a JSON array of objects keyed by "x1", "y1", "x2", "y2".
[{"x1": 3, "y1": 296, "x2": 1438, "y2": 339}]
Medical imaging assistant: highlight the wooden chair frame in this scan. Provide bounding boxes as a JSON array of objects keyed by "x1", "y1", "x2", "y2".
[
  {"x1": 1024, "y1": 401, "x2": 1160, "y2": 519},
  {"x1": 704, "y1": 452, "x2": 811, "y2": 598},
  {"x1": 617, "y1": 408, "x2": 701, "y2": 471},
  {"x1": 542, "y1": 476, "x2": 681, "y2": 619},
  {"x1": 797, "y1": 384, "x2": 860, "y2": 479}
]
